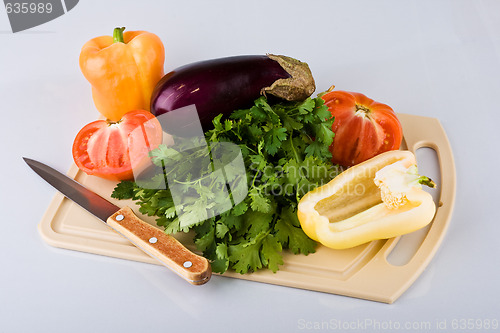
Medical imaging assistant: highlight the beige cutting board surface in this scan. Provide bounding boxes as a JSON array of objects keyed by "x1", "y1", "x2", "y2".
[{"x1": 38, "y1": 113, "x2": 456, "y2": 303}]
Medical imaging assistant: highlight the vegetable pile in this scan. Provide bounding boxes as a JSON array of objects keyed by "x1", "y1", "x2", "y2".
[
  {"x1": 73, "y1": 26, "x2": 435, "y2": 277},
  {"x1": 111, "y1": 96, "x2": 338, "y2": 273}
]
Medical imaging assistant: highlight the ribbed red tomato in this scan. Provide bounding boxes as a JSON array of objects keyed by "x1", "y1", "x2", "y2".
[
  {"x1": 72, "y1": 110, "x2": 162, "y2": 180},
  {"x1": 322, "y1": 90, "x2": 402, "y2": 167}
]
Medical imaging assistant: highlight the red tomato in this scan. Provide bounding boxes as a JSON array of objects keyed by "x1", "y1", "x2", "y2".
[
  {"x1": 322, "y1": 90, "x2": 402, "y2": 167},
  {"x1": 72, "y1": 110, "x2": 163, "y2": 181}
]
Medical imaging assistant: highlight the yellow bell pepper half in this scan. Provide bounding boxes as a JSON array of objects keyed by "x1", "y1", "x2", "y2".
[
  {"x1": 79, "y1": 27, "x2": 165, "y2": 122},
  {"x1": 297, "y1": 150, "x2": 436, "y2": 249}
]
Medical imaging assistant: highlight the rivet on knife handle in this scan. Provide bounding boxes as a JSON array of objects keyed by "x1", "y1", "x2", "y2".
[{"x1": 107, "y1": 206, "x2": 212, "y2": 285}]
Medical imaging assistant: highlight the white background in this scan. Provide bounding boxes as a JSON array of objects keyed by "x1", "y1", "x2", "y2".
[{"x1": 1, "y1": 0, "x2": 499, "y2": 332}]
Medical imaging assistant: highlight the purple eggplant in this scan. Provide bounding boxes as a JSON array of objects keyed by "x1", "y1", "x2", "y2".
[{"x1": 150, "y1": 54, "x2": 315, "y2": 130}]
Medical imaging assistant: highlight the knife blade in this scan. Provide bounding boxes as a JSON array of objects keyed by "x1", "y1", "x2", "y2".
[{"x1": 24, "y1": 157, "x2": 211, "y2": 285}]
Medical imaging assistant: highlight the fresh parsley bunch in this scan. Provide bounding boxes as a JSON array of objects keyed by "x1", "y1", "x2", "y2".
[{"x1": 112, "y1": 96, "x2": 338, "y2": 274}]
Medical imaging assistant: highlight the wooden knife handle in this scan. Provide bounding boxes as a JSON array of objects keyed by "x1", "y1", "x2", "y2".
[{"x1": 106, "y1": 206, "x2": 211, "y2": 285}]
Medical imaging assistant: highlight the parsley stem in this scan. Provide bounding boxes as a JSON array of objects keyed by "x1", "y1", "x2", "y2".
[
  {"x1": 251, "y1": 171, "x2": 259, "y2": 188},
  {"x1": 245, "y1": 146, "x2": 258, "y2": 154},
  {"x1": 288, "y1": 136, "x2": 301, "y2": 163}
]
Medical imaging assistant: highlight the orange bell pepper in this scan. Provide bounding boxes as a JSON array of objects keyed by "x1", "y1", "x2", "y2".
[{"x1": 79, "y1": 27, "x2": 165, "y2": 121}]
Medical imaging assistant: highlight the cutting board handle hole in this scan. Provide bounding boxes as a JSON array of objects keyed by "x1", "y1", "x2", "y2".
[{"x1": 386, "y1": 146, "x2": 441, "y2": 266}]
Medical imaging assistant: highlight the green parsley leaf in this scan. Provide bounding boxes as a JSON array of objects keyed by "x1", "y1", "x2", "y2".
[
  {"x1": 264, "y1": 127, "x2": 287, "y2": 155},
  {"x1": 275, "y1": 217, "x2": 317, "y2": 255},
  {"x1": 248, "y1": 187, "x2": 273, "y2": 213},
  {"x1": 298, "y1": 97, "x2": 316, "y2": 114},
  {"x1": 111, "y1": 181, "x2": 136, "y2": 200},
  {"x1": 228, "y1": 232, "x2": 267, "y2": 274},
  {"x1": 261, "y1": 234, "x2": 284, "y2": 273}
]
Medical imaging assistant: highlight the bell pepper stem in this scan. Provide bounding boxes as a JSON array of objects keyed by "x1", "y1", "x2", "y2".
[
  {"x1": 113, "y1": 27, "x2": 126, "y2": 43},
  {"x1": 418, "y1": 176, "x2": 436, "y2": 188}
]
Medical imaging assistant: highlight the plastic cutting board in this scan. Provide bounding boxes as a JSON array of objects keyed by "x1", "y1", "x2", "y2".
[{"x1": 38, "y1": 113, "x2": 456, "y2": 303}]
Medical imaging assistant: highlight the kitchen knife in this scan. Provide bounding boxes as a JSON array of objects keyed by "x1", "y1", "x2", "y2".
[{"x1": 23, "y1": 157, "x2": 211, "y2": 285}]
